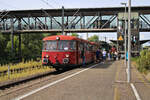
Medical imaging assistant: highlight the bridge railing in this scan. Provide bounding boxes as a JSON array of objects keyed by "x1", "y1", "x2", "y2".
[{"x1": 0, "y1": 11, "x2": 150, "y2": 33}]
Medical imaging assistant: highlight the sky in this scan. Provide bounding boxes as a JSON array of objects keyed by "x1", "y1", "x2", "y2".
[
  {"x1": 0, "y1": 0, "x2": 150, "y2": 10},
  {"x1": 0, "y1": 0, "x2": 150, "y2": 45}
]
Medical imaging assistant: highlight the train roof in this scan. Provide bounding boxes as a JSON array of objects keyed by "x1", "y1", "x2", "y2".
[
  {"x1": 90, "y1": 42, "x2": 99, "y2": 46},
  {"x1": 43, "y1": 35, "x2": 81, "y2": 41},
  {"x1": 43, "y1": 35, "x2": 99, "y2": 46}
]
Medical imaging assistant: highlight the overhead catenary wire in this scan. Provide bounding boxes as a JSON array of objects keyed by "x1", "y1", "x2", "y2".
[
  {"x1": 0, "y1": 1, "x2": 21, "y2": 20},
  {"x1": 0, "y1": 11, "x2": 10, "y2": 19},
  {"x1": 47, "y1": 0, "x2": 62, "y2": 8},
  {"x1": 60, "y1": 0, "x2": 67, "y2": 8},
  {"x1": 41, "y1": 5, "x2": 81, "y2": 29},
  {"x1": 41, "y1": 8, "x2": 62, "y2": 27},
  {"x1": 0, "y1": 0, "x2": 20, "y2": 19},
  {"x1": 0, "y1": 1, "x2": 20, "y2": 10},
  {"x1": 67, "y1": 8, "x2": 81, "y2": 27},
  {"x1": 40, "y1": 0, "x2": 81, "y2": 28},
  {"x1": 40, "y1": 0, "x2": 55, "y2": 9}
]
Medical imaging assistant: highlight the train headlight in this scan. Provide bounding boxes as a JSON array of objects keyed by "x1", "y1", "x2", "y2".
[
  {"x1": 43, "y1": 58, "x2": 48, "y2": 64},
  {"x1": 46, "y1": 54, "x2": 49, "y2": 58},
  {"x1": 65, "y1": 54, "x2": 69, "y2": 58},
  {"x1": 63, "y1": 58, "x2": 69, "y2": 64},
  {"x1": 64, "y1": 47, "x2": 68, "y2": 50},
  {"x1": 56, "y1": 37, "x2": 60, "y2": 40}
]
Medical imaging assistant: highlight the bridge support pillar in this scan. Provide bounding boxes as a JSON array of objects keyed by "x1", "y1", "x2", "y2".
[
  {"x1": 18, "y1": 34, "x2": 22, "y2": 61},
  {"x1": 11, "y1": 18, "x2": 14, "y2": 59},
  {"x1": 83, "y1": 16, "x2": 85, "y2": 29},
  {"x1": 18, "y1": 18, "x2": 22, "y2": 61}
]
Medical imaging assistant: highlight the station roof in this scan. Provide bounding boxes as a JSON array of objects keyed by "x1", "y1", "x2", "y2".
[{"x1": 1, "y1": 6, "x2": 150, "y2": 18}]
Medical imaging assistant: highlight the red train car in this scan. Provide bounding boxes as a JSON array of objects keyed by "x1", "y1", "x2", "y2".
[{"x1": 42, "y1": 35, "x2": 98, "y2": 71}]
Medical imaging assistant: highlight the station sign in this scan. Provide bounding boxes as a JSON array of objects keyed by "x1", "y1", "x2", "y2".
[
  {"x1": 118, "y1": 35, "x2": 123, "y2": 41},
  {"x1": 118, "y1": 12, "x2": 139, "y2": 20}
]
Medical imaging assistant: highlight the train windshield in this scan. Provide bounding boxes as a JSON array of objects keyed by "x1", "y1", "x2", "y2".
[
  {"x1": 58, "y1": 41, "x2": 76, "y2": 50},
  {"x1": 43, "y1": 40, "x2": 76, "y2": 51},
  {"x1": 58, "y1": 41, "x2": 69, "y2": 50},
  {"x1": 43, "y1": 41, "x2": 57, "y2": 50}
]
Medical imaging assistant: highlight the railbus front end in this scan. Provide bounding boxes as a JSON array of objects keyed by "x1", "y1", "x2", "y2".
[{"x1": 42, "y1": 35, "x2": 77, "y2": 71}]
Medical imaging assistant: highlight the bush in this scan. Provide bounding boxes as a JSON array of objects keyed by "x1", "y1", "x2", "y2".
[{"x1": 137, "y1": 50, "x2": 150, "y2": 73}]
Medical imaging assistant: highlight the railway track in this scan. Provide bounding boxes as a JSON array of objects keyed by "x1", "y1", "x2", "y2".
[
  {"x1": 0, "y1": 69, "x2": 56, "y2": 97},
  {"x1": 0, "y1": 66, "x2": 78, "y2": 98}
]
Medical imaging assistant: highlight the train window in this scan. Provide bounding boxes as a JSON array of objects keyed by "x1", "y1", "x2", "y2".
[
  {"x1": 43, "y1": 41, "x2": 57, "y2": 50},
  {"x1": 78, "y1": 43, "x2": 81, "y2": 51},
  {"x1": 70, "y1": 41, "x2": 76, "y2": 50},
  {"x1": 85, "y1": 43, "x2": 87, "y2": 50},
  {"x1": 43, "y1": 41, "x2": 47, "y2": 50},
  {"x1": 89, "y1": 45, "x2": 93, "y2": 51},
  {"x1": 86, "y1": 44, "x2": 90, "y2": 51},
  {"x1": 58, "y1": 41, "x2": 69, "y2": 50},
  {"x1": 80, "y1": 43, "x2": 84, "y2": 51}
]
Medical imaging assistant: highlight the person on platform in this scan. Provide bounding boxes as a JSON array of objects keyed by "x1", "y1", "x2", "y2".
[
  {"x1": 107, "y1": 51, "x2": 111, "y2": 61},
  {"x1": 96, "y1": 49, "x2": 100, "y2": 63},
  {"x1": 102, "y1": 49, "x2": 107, "y2": 62},
  {"x1": 81, "y1": 47, "x2": 85, "y2": 66}
]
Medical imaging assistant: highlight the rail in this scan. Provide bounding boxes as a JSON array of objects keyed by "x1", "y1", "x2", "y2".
[
  {"x1": 0, "y1": 65, "x2": 54, "y2": 89},
  {"x1": 0, "y1": 65, "x2": 43, "y2": 77}
]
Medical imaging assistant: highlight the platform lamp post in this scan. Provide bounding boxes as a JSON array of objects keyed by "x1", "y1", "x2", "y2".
[
  {"x1": 121, "y1": 2, "x2": 127, "y2": 68},
  {"x1": 127, "y1": 0, "x2": 131, "y2": 83}
]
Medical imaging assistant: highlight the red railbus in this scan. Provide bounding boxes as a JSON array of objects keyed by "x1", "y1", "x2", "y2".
[{"x1": 42, "y1": 35, "x2": 98, "y2": 71}]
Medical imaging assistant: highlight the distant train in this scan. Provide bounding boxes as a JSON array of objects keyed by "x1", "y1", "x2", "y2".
[{"x1": 42, "y1": 35, "x2": 99, "y2": 71}]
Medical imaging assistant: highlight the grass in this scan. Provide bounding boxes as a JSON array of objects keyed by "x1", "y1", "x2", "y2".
[
  {"x1": 131, "y1": 56, "x2": 150, "y2": 82},
  {"x1": 0, "y1": 61, "x2": 54, "y2": 82},
  {"x1": 0, "y1": 60, "x2": 43, "y2": 72},
  {"x1": 131, "y1": 57, "x2": 139, "y2": 68},
  {"x1": 131, "y1": 57, "x2": 139, "y2": 62}
]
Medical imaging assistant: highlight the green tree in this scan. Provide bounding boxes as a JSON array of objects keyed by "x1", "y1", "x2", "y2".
[
  {"x1": 71, "y1": 33, "x2": 79, "y2": 37},
  {"x1": 0, "y1": 33, "x2": 10, "y2": 63},
  {"x1": 0, "y1": 32, "x2": 56, "y2": 64},
  {"x1": 88, "y1": 35, "x2": 99, "y2": 42},
  {"x1": 5, "y1": 36, "x2": 19, "y2": 61},
  {"x1": 21, "y1": 33, "x2": 44, "y2": 61}
]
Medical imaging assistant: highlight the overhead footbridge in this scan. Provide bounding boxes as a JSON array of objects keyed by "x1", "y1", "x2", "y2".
[{"x1": 0, "y1": 6, "x2": 150, "y2": 34}]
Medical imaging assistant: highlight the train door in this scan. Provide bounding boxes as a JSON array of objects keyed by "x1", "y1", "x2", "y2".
[
  {"x1": 77, "y1": 42, "x2": 84, "y2": 65},
  {"x1": 76, "y1": 41, "x2": 82, "y2": 65},
  {"x1": 81, "y1": 43, "x2": 85, "y2": 65},
  {"x1": 76, "y1": 41, "x2": 79, "y2": 65}
]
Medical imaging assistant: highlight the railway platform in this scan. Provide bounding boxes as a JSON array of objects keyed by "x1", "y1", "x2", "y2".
[{"x1": 0, "y1": 60, "x2": 150, "y2": 100}]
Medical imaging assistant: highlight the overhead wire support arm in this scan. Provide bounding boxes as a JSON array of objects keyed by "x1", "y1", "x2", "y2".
[
  {"x1": 74, "y1": 16, "x2": 83, "y2": 26},
  {"x1": 67, "y1": 16, "x2": 78, "y2": 28},
  {"x1": 142, "y1": 15, "x2": 150, "y2": 23},
  {"x1": 0, "y1": 11, "x2": 10, "y2": 22},
  {"x1": 40, "y1": 0, "x2": 55, "y2": 9},
  {"x1": 41, "y1": 9, "x2": 62, "y2": 28},
  {"x1": 140, "y1": 15, "x2": 150, "y2": 27},
  {"x1": 101, "y1": 15, "x2": 116, "y2": 29},
  {"x1": 86, "y1": 13, "x2": 99, "y2": 29},
  {"x1": 85, "y1": 14, "x2": 97, "y2": 27},
  {"x1": 87, "y1": 16, "x2": 99, "y2": 29},
  {"x1": 66, "y1": 8, "x2": 81, "y2": 28},
  {"x1": 62, "y1": 6, "x2": 65, "y2": 35},
  {"x1": 0, "y1": 10, "x2": 10, "y2": 32}
]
